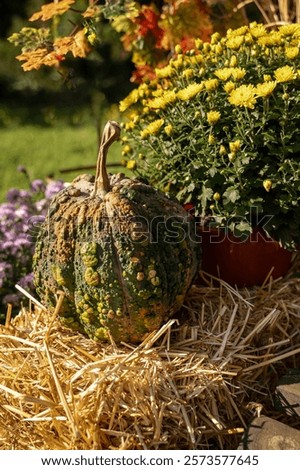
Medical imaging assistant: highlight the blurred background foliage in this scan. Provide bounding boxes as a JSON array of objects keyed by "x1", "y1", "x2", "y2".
[{"x1": 0, "y1": 0, "x2": 134, "y2": 128}]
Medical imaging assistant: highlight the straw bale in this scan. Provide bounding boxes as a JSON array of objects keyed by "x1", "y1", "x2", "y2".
[{"x1": 0, "y1": 261, "x2": 300, "y2": 450}]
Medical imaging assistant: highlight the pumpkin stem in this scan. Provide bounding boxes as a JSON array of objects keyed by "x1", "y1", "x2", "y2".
[{"x1": 92, "y1": 120, "x2": 121, "y2": 198}]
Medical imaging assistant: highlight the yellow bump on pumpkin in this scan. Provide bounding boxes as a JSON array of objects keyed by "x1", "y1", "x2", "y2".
[
  {"x1": 151, "y1": 276, "x2": 161, "y2": 286},
  {"x1": 51, "y1": 265, "x2": 66, "y2": 286},
  {"x1": 136, "y1": 272, "x2": 145, "y2": 281},
  {"x1": 148, "y1": 270, "x2": 157, "y2": 279},
  {"x1": 94, "y1": 327, "x2": 109, "y2": 340},
  {"x1": 84, "y1": 267, "x2": 100, "y2": 286},
  {"x1": 107, "y1": 310, "x2": 115, "y2": 319}
]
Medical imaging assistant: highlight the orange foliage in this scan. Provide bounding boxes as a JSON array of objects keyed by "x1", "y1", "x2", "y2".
[{"x1": 29, "y1": 0, "x2": 75, "y2": 22}]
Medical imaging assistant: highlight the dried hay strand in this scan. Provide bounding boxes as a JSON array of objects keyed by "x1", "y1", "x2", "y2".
[{"x1": 0, "y1": 266, "x2": 300, "y2": 450}]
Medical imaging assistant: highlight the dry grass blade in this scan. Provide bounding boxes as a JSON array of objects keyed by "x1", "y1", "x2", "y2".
[
  {"x1": 235, "y1": 0, "x2": 299, "y2": 24},
  {"x1": 43, "y1": 341, "x2": 79, "y2": 439}
]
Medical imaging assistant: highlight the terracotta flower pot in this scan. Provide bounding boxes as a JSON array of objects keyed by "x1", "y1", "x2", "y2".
[{"x1": 199, "y1": 227, "x2": 294, "y2": 287}]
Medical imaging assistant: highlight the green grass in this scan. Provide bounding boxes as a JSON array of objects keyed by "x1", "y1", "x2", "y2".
[{"x1": 0, "y1": 124, "x2": 126, "y2": 201}]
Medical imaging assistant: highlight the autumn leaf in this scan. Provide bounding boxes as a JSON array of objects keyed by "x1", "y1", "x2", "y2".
[
  {"x1": 29, "y1": 0, "x2": 75, "y2": 22},
  {"x1": 82, "y1": 5, "x2": 101, "y2": 18},
  {"x1": 54, "y1": 30, "x2": 91, "y2": 58},
  {"x1": 16, "y1": 48, "x2": 62, "y2": 71}
]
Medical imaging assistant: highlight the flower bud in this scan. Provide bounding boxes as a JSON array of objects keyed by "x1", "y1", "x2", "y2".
[
  {"x1": 174, "y1": 44, "x2": 182, "y2": 55},
  {"x1": 127, "y1": 160, "x2": 137, "y2": 170},
  {"x1": 263, "y1": 179, "x2": 272, "y2": 192}
]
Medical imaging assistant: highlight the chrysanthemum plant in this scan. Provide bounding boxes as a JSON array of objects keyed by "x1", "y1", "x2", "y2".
[{"x1": 120, "y1": 23, "x2": 300, "y2": 250}]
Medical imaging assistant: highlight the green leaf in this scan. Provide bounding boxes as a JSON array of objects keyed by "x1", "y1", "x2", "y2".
[
  {"x1": 234, "y1": 221, "x2": 252, "y2": 234},
  {"x1": 223, "y1": 187, "x2": 240, "y2": 203},
  {"x1": 199, "y1": 186, "x2": 213, "y2": 212}
]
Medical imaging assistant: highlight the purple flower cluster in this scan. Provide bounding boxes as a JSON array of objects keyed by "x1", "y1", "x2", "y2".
[{"x1": 0, "y1": 176, "x2": 65, "y2": 317}]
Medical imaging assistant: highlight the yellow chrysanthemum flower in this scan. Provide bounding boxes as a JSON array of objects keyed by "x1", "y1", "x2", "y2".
[
  {"x1": 152, "y1": 88, "x2": 164, "y2": 97},
  {"x1": 227, "y1": 26, "x2": 248, "y2": 37},
  {"x1": 174, "y1": 44, "x2": 182, "y2": 54},
  {"x1": 228, "y1": 84, "x2": 257, "y2": 109},
  {"x1": 208, "y1": 134, "x2": 215, "y2": 144},
  {"x1": 119, "y1": 88, "x2": 140, "y2": 112},
  {"x1": 214, "y1": 44, "x2": 223, "y2": 55},
  {"x1": 219, "y1": 145, "x2": 227, "y2": 155},
  {"x1": 211, "y1": 32, "x2": 221, "y2": 44},
  {"x1": 216, "y1": 67, "x2": 245, "y2": 81},
  {"x1": 255, "y1": 81, "x2": 277, "y2": 97},
  {"x1": 229, "y1": 140, "x2": 241, "y2": 153},
  {"x1": 122, "y1": 144, "x2": 132, "y2": 155},
  {"x1": 249, "y1": 23, "x2": 266, "y2": 38},
  {"x1": 177, "y1": 83, "x2": 203, "y2": 100},
  {"x1": 124, "y1": 121, "x2": 135, "y2": 131},
  {"x1": 280, "y1": 24, "x2": 300, "y2": 36},
  {"x1": 215, "y1": 68, "x2": 232, "y2": 81},
  {"x1": 226, "y1": 36, "x2": 244, "y2": 50},
  {"x1": 155, "y1": 64, "x2": 173, "y2": 78},
  {"x1": 171, "y1": 56, "x2": 183, "y2": 69},
  {"x1": 182, "y1": 68, "x2": 195, "y2": 79},
  {"x1": 258, "y1": 32, "x2": 282, "y2": 46},
  {"x1": 207, "y1": 110, "x2": 221, "y2": 125},
  {"x1": 223, "y1": 81, "x2": 235, "y2": 93},
  {"x1": 140, "y1": 119, "x2": 164, "y2": 139},
  {"x1": 285, "y1": 47, "x2": 299, "y2": 60},
  {"x1": 230, "y1": 55, "x2": 238, "y2": 67},
  {"x1": 193, "y1": 54, "x2": 204, "y2": 65},
  {"x1": 164, "y1": 124, "x2": 173, "y2": 136},
  {"x1": 195, "y1": 38, "x2": 203, "y2": 49},
  {"x1": 203, "y1": 78, "x2": 219, "y2": 91},
  {"x1": 274, "y1": 65, "x2": 297, "y2": 82},
  {"x1": 148, "y1": 90, "x2": 177, "y2": 109},
  {"x1": 126, "y1": 160, "x2": 137, "y2": 170},
  {"x1": 231, "y1": 68, "x2": 247, "y2": 80}
]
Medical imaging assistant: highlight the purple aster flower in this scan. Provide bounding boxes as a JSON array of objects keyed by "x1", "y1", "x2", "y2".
[
  {"x1": 34, "y1": 198, "x2": 48, "y2": 212},
  {"x1": 0, "y1": 176, "x2": 65, "y2": 312},
  {"x1": 17, "y1": 165, "x2": 28, "y2": 174},
  {"x1": 6, "y1": 188, "x2": 21, "y2": 203},
  {"x1": 3, "y1": 293, "x2": 21, "y2": 306},
  {"x1": 15, "y1": 204, "x2": 31, "y2": 220},
  {"x1": 18, "y1": 272, "x2": 34, "y2": 289},
  {"x1": 45, "y1": 180, "x2": 65, "y2": 200},
  {"x1": 31, "y1": 179, "x2": 46, "y2": 193}
]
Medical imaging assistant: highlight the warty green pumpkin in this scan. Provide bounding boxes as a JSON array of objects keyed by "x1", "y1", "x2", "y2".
[{"x1": 33, "y1": 121, "x2": 201, "y2": 343}]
